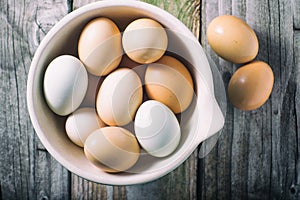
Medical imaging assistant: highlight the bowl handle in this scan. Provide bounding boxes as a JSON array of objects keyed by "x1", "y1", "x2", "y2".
[
  {"x1": 208, "y1": 96, "x2": 225, "y2": 136},
  {"x1": 196, "y1": 92, "x2": 225, "y2": 158}
]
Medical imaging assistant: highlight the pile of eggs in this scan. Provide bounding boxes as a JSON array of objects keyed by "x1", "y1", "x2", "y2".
[
  {"x1": 43, "y1": 17, "x2": 194, "y2": 172},
  {"x1": 207, "y1": 15, "x2": 274, "y2": 110}
]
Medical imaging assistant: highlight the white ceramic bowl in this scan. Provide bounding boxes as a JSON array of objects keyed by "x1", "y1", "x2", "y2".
[{"x1": 27, "y1": 0, "x2": 224, "y2": 185}]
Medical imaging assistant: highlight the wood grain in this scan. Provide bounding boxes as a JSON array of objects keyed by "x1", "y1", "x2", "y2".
[
  {"x1": 70, "y1": 0, "x2": 200, "y2": 199},
  {"x1": 200, "y1": 0, "x2": 300, "y2": 199},
  {"x1": 0, "y1": 0, "x2": 70, "y2": 199},
  {"x1": 0, "y1": 0, "x2": 299, "y2": 199},
  {"x1": 293, "y1": 0, "x2": 300, "y2": 29},
  {"x1": 292, "y1": 31, "x2": 300, "y2": 198}
]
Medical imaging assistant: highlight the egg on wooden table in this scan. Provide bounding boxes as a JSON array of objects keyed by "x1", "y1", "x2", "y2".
[
  {"x1": 78, "y1": 17, "x2": 122, "y2": 76},
  {"x1": 65, "y1": 107, "x2": 106, "y2": 147},
  {"x1": 145, "y1": 55, "x2": 194, "y2": 114},
  {"x1": 122, "y1": 18, "x2": 168, "y2": 64},
  {"x1": 96, "y1": 68, "x2": 143, "y2": 126},
  {"x1": 43, "y1": 55, "x2": 88, "y2": 116},
  {"x1": 228, "y1": 61, "x2": 274, "y2": 110},
  {"x1": 207, "y1": 15, "x2": 259, "y2": 64},
  {"x1": 84, "y1": 127, "x2": 140, "y2": 173},
  {"x1": 134, "y1": 100, "x2": 181, "y2": 157}
]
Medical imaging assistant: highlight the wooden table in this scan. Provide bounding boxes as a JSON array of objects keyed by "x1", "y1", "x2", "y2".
[{"x1": 1, "y1": 0, "x2": 299, "y2": 199}]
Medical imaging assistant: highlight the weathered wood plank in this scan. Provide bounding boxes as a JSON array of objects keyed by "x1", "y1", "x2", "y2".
[
  {"x1": 0, "y1": 0, "x2": 299, "y2": 199},
  {"x1": 242, "y1": 1, "x2": 274, "y2": 199},
  {"x1": 293, "y1": 0, "x2": 300, "y2": 29},
  {"x1": 249, "y1": 0, "x2": 296, "y2": 199},
  {"x1": 291, "y1": 31, "x2": 300, "y2": 199},
  {"x1": 71, "y1": 174, "x2": 112, "y2": 199},
  {"x1": 73, "y1": 0, "x2": 96, "y2": 10},
  {"x1": 32, "y1": 1, "x2": 72, "y2": 198},
  {"x1": 199, "y1": 0, "x2": 234, "y2": 199},
  {"x1": 71, "y1": 0, "x2": 200, "y2": 199},
  {"x1": 0, "y1": 0, "x2": 70, "y2": 199},
  {"x1": 138, "y1": 0, "x2": 200, "y2": 198},
  {"x1": 143, "y1": 0, "x2": 200, "y2": 38},
  {"x1": 35, "y1": 149, "x2": 71, "y2": 199},
  {"x1": 72, "y1": 1, "x2": 126, "y2": 198},
  {"x1": 200, "y1": 0, "x2": 299, "y2": 199}
]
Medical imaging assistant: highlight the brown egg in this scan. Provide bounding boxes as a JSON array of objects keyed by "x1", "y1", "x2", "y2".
[
  {"x1": 228, "y1": 61, "x2": 274, "y2": 110},
  {"x1": 145, "y1": 55, "x2": 194, "y2": 114},
  {"x1": 78, "y1": 17, "x2": 122, "y2": 76},
  {"x1": 84, "y1": 127, "x2": 140, "y2": 173},
  {"x1": 122, "y1": 18, "x2": 168, "y2": 64},
  {"x1": 207, "y1": 15, "x2": 259, "y2": 64}
]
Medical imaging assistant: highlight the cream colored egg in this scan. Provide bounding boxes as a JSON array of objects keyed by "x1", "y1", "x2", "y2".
[
  {"x1": 43, "y1": 55, "x2": 88, "y2": 116},
  {"x1": 145, "y1": 55, "x2": 194, "y2": 114},
  {"x1": 96, "y1": 68, "x2": 143, "y2": 126},
  {"x1": 84, "y1": 127, "x2": 140, "y2": 173},
  {"x1": 207, "y1": 15, "x2": 259, "y2": 64},
  {"x1": 122, "y1": 18, "x2": 168, "y2": 64},
  {"x1": 65, "y1": 107, "x2": 106, "y2": 147},
  {"x1": 78, "y1": 17, "x2": 122, "y2": 76}
]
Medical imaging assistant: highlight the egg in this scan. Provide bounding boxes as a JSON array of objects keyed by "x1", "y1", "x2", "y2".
[
  {"x1": 78, "y1": 17, "x2": 122, "y2": 76},
  {"x1": 84, "y1": 127, "x2": 140, "y2": 172},
  {"x1": 134, "y1": 100, "x2": 181, "y2": 157},
  {"x1": 96, "y1": 68, "x2": 143, "y2": 126},
  {"x1": 122, "y1": 18, "x2": 168, "y2": 64},
  {"x1": 207, "y1": 15, "x2": 259, "y2": 64},
  {"x1": 228, "y1": 61, "x2": 274, "y2": 110},
  {"x1": 145, "y1": 55, "x2": 194, "y2": 114},
  {"x1": 43, "y1": 55, "x2": 88, "y2": 116},
  {"x1": 65, "y1": 107, "x2": 106, "y2": 147}
]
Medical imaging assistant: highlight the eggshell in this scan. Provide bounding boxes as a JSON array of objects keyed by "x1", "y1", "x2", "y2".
[
  {"x1": 122, "y1": 18, "x2": 168, "y2": 64},
  {"x1": 207, "y1": 15, "x2": 259, "y2": 64},
  {"x1": 145, "y1": 55, "x2": 194, "y2": 113},
  {"x1": 43, "y1": 55, "x2": 88, "y2": 116},
  {"x1": 96, "y1": 68, "x2": 143, "y2": 126},
  {"x1": 228, "y1": 61, "x2": 274, "y2": 110},
  {"x1": 134, "y1": 100, "x2": 181, "y2": 157},
  {"x1": 78, "y1": 17, "x2": 122, "y2": 76},
  {"x1": 84, "y1": 127, "x2": 140, "y2": 173},
  {"x1": 65, "y1": 107, "x2": 106, "y2": 147}
]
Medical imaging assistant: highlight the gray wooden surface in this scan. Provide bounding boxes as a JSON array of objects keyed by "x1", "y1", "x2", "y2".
[{"x1": 0, "y1": 0, "x2": 299, "y2": 199}]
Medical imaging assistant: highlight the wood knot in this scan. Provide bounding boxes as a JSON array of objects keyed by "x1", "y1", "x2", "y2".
[{"x1": 290, "y1": 184, "x2": 299, "y2": 195}]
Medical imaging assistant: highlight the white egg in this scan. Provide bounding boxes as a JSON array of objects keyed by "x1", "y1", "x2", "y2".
[
  {"x1": 65, "y1": 107, "x2": 106, "y2": 147},
  {"x1": 43, "y1": 55, "x2": 88, "y2": 116},
  {"x1": 134, "y1": 100, "x2": 181, "y2": 157},
  {"x1": 96, "y1": 68, "x2": 143, "y2": 126}
]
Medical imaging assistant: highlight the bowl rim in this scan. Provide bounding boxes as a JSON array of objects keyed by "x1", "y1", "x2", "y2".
[{"x1": 27, "y1": 0, "x2": 219, "y2": 185}]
